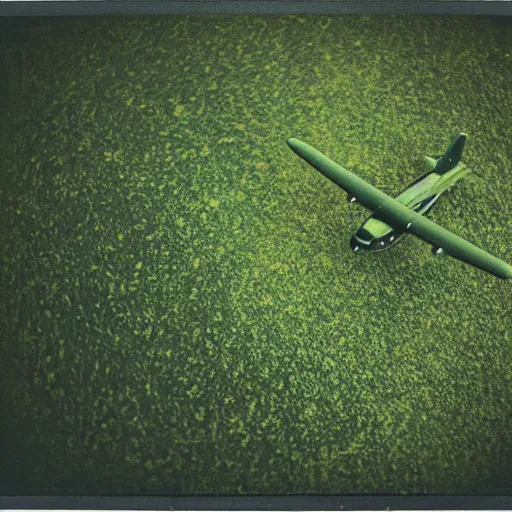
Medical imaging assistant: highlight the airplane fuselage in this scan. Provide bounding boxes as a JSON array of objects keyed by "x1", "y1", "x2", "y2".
[{"x1": 350, "y1": 157, "x2": 471, "y2": 253}]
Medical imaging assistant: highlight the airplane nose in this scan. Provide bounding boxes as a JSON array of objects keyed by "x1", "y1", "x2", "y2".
[{"x1": 349, "y1": 236, "x2": 362, "y2": 253}]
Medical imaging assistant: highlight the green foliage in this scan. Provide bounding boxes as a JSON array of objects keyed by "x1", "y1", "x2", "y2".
[{"x1": 1, "y1": 14, "x2": 512, "y2": 496}]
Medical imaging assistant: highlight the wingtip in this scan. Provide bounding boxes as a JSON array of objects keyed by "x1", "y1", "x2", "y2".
[
  {"x1": 287, "y1": 137, "x2": 300, "y2": 149},
  {"x1": 287, "y1": 137, "x2": 306, "y2": 156},
  {"x1": 497, "y1": 263, "x2": 512, "y2": 280}
]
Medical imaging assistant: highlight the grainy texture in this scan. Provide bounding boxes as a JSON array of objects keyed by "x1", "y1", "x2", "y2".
[{"x1": 0, "y1": 15, "x2": 511, "y2": 495}]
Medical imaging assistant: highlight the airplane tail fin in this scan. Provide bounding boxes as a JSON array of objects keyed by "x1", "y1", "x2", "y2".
[{"x1": 433, "y1": 133, "x2": 467, "y2": 174}]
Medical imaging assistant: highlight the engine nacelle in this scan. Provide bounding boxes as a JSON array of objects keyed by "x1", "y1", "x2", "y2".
[{"x1": 432, "y1": 246, "x2": 445, "y2": 256}]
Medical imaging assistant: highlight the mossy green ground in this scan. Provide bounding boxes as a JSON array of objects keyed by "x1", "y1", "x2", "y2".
[{"x1": 0, "y1": 15, "x2": 511, "y2": 495}]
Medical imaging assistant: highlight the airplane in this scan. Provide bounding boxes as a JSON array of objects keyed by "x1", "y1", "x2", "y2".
[{"x1": 287, "y1": 134, "x2": 512, "y2": 280}]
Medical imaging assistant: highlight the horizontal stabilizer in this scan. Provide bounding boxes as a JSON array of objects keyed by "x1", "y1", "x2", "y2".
[{"x1": 424, "y1": 156, "x2": 438, "y2": 171}]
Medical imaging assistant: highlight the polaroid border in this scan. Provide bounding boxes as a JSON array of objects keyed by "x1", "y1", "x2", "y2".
[
  {"x1": 0, "y1": 1, "x2": 511, "y2": 510},
  {"x1": 0, "y1": 1, "x2": 512, "y2": 16},
  {"x1": 1, "y1": 494, "x2": 512, "y2": 510}
]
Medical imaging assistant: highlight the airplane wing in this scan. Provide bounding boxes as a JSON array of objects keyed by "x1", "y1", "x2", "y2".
[
  {"x1": 287, "y1": 137, "x2": 512, "y2": 279},
  {"x1": 380, "y1": 197, "x2": 512, "y2": 279},
  {"x1": 287, "y1": 138, "x2": 395, "y2": 212}
]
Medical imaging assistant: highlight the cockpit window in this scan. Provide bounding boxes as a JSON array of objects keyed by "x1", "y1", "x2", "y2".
[{"x1": 355, "y1": 228, "x2": 373, "y2": 241}]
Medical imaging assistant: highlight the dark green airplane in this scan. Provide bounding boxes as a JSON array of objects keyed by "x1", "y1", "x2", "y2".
[{"x1": 287, "y1": 134, "x2": 512, "y2": 280}]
